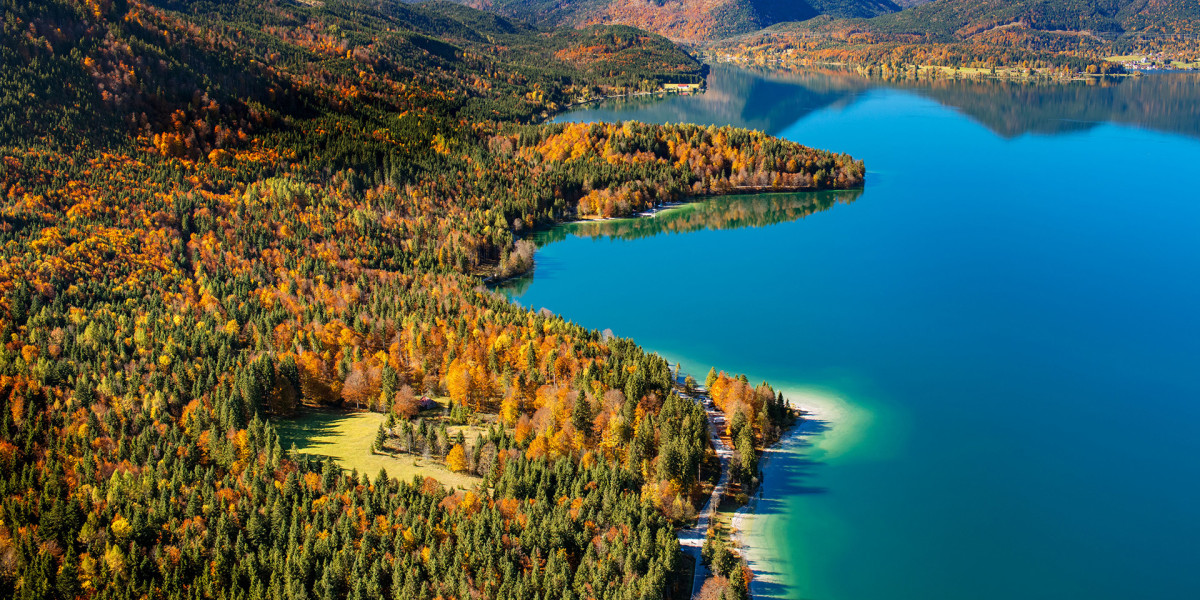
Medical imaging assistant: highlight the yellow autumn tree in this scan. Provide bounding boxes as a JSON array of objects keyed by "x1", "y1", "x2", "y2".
[
  {"x1": 445, "y1": 359, "x2": 475, "y2": 407},
  {"x1": 500, "y1": 392, "x2": 521, "y2": 426},
  {"x1": 445, "y1": 443, "x2": 467, "y2": 473}
]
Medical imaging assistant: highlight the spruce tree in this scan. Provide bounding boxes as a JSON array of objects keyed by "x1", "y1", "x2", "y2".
[
  {"x1": 571, "y1": 391, "x2": 592, "y2": 437},
  {"x1": 374, "y1": 425, "x2": 386, "y2": 453},
  {"x1": 728, "y1": 562, "x2": 750, "y2": 600},
  {"x1": 736, "y1": 426, "x2": 757, "y2": 486}
]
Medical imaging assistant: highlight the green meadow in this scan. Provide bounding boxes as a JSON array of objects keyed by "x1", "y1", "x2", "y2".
[{"x1": 275, "y1": 407, "x2": 484, "y2": 489}]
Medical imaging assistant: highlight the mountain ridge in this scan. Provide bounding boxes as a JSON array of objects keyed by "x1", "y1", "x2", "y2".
[{"x1": 455, "y1": 0, "x2": 902, "y2": 41}]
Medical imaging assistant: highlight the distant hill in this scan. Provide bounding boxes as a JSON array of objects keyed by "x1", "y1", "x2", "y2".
[
  {"x1": 0, "y1": 0, "x2": 702, "y2": 146},
  {"x1": 714, "y1": 0, "x2": 1200, "y2": 74},
  {"x1": 455, "y1": 0, "x2": 902, "y2": 41},
  {"x1": 772, "y1": 0, "x2": 1200, "y2": 39}
]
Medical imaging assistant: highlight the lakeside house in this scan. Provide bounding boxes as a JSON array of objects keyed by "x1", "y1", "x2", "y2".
[{"x1": 663, "y1": 82, "x2": 701, "y2": 92}]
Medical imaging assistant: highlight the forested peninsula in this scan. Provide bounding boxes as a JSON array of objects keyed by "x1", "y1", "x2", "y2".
[{"x1": 0, "y1": 1, "x2": 863, "y2": 600}]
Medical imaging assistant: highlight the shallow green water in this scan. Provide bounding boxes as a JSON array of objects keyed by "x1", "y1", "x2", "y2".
[{"x1": 499, "y1": 66, "x2": 1200, "y2": 599}]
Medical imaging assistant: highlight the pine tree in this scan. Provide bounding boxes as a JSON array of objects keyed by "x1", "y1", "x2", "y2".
[
  {"x1": 711, "y1": 536, "x2": 733, "y2": 577},
  {"x1": 630, "y1": 416, "x2": 655, "y2": 476},
  {"x1": 570, "y1": 391, "x2": 592, "y2": 437},
  {"x1": 374, "y1": 425, "x2": 387, "y2": 453},
  {"x1": 729, "y1": 408, "x2": 748, "y2": 441},
  {"x1": 56, "y1": 547, "x2": 81, "y2": 599},
  {"x1": 727, "y1": 562, "x2": 750, "y2": 600},
  {"x1": 381, "y1": 365, "x2": 398, "y2": 407},
  {"x1": 736, "y1": 426, "x2": 757, "y2": 486}
]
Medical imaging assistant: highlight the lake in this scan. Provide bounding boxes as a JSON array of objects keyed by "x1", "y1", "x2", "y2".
[{"x1": 499, "y1": 66, "x2": 1200, "y2": 599}]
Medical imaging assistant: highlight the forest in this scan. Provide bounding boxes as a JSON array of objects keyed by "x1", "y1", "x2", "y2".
[{"x1": 0, "y1": 1, "x2": 864, "y2": 599}]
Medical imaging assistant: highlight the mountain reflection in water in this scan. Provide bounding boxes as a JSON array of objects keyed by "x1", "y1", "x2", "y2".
[{"x1": 494, "y1": 189, "x2": 861, "y2": 297}]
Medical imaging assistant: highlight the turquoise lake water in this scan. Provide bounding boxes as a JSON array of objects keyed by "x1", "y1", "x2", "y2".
[{"x1": 499, "y1": 67, "x2": 1200, "y2": 599}]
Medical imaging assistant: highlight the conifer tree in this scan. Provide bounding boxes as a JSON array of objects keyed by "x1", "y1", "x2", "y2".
[
  {"x1": 374, "y1": 425, "x2": 387, "y2": 453},
  {"x1": 571, "y1": 391, "x2": 593, "y2": 437},
  {"x1": 728, "y1": 563, "x2": 750, "y2": 600}
]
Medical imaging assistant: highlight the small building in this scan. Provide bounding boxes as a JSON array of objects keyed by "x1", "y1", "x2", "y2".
[{"x1": 662, "y1": 82, "x2": 701, "y2": 92}]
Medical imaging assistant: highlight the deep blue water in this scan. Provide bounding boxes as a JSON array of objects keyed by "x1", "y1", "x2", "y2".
[{"x1": 501, "y1": 67, "x2": 1200, "y2": 599}]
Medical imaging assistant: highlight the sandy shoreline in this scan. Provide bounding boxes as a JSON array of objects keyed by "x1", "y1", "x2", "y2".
[
  {"x1": 729, "y1": 436, "x2": 795, "y2": 597},
  {"x1": 730, "y1": 389, "x2": 861, "y2": 598}
]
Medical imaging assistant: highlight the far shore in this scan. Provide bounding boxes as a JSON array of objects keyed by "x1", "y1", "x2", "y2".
[
  {"x1": 708, "y1": 55, "x2": 1163, "y2": 82},
  {"x1": 532, "y1": 84, "x2": 706, "y2": 124}
]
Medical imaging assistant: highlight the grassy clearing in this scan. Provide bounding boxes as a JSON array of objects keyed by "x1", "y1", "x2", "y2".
[{"x1": 275, "y1": 408, "x2": 484, "y2": 489}]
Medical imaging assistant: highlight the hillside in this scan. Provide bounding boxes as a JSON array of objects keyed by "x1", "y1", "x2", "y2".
[
  {"x1": 457, "y1": 0, "x2": 901, "y2": 42},
  {"x1": 0, "y1": 1, "x2": 863, "y2": 599},
  {"x1": 0, "y1": 0, "x2": 705, "y2": 146},
  {"x1": 714, "y1": 0, "x2": 1200, "y2": 73},
  {"x1": 845, "y1": 0, "x2": 1200, "y2": 37}
]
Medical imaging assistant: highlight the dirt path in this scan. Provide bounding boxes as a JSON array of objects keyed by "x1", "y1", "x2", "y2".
[{"x1": 677, "y1": 387, "x2": 733, "y2": 599}]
